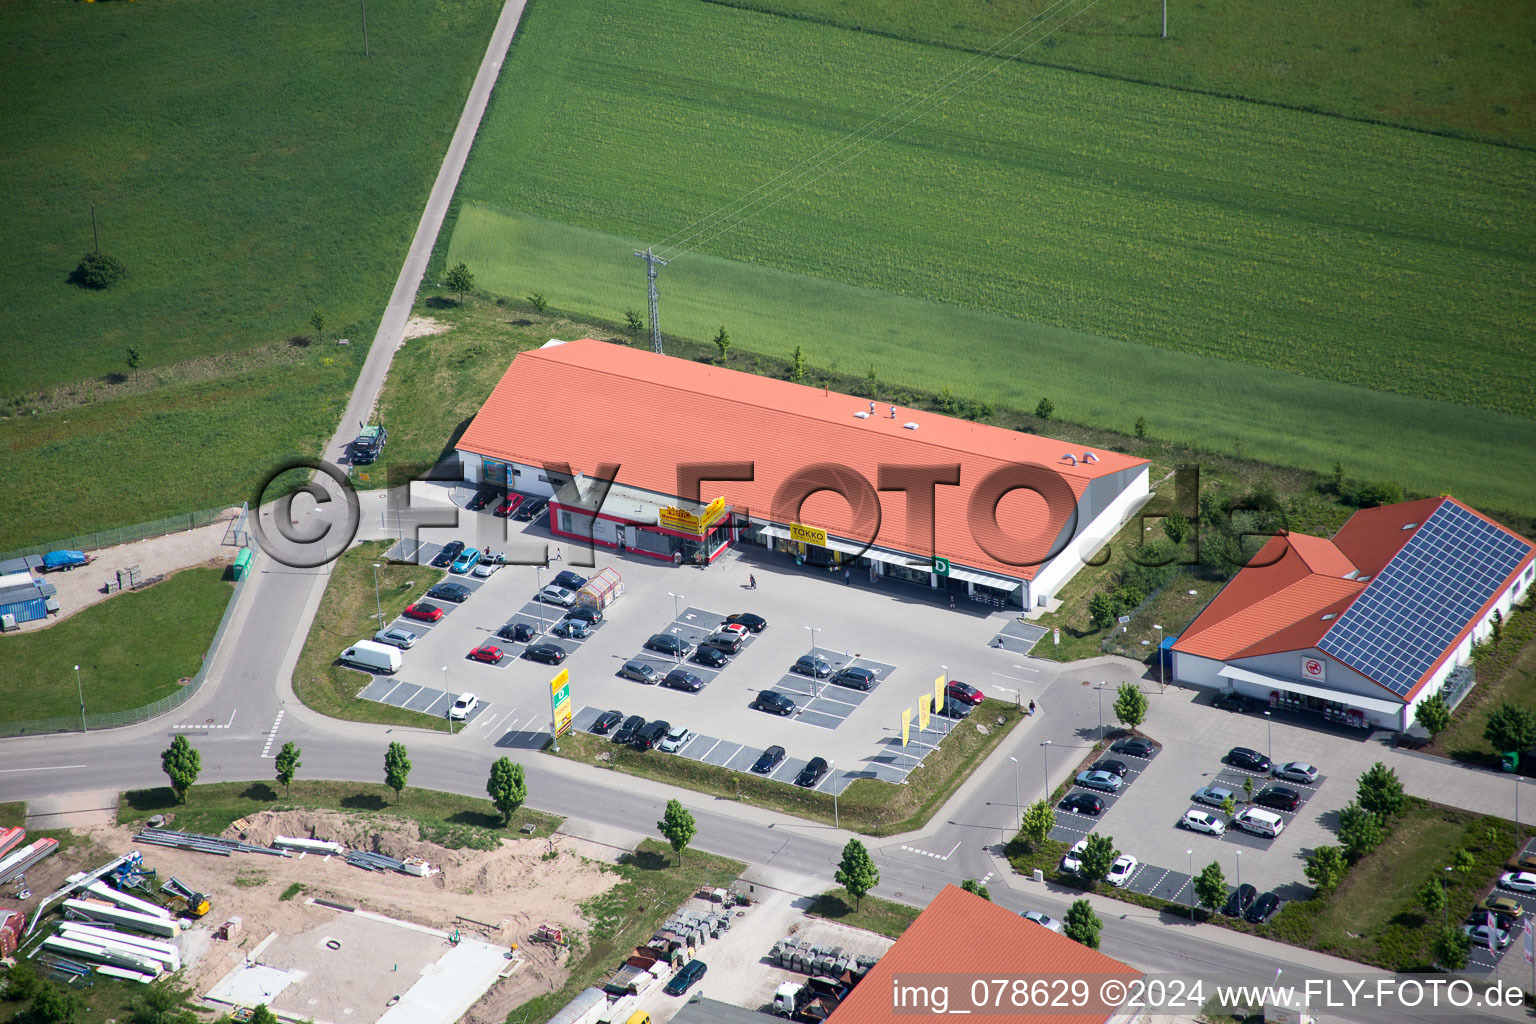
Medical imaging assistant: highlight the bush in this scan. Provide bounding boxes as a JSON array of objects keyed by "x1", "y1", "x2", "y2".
[{"x1": 71, "y1": 250, "x2": 127, "y2": 289}]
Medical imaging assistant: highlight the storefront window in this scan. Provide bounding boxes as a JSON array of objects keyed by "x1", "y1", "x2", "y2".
[{"x1": 632, "y1": 529, "x2": 672, "y2": 555}]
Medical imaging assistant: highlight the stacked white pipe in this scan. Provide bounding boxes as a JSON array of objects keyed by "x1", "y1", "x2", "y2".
[
  {"x1": 41, "y1": 934, "x2": 163, "y2": 980},
  {"x1": 83, "y1": 881, "x2": 172, "y2": 919},
  {"x1": 57, "y1": 923, "x2": 181, "y2": 971},
  {"x1": 273, "y1": 835, "x2": 346, "y2": 854},
  {"x1": 62, "y1": 899, "x2": 178, "y2": 937}
]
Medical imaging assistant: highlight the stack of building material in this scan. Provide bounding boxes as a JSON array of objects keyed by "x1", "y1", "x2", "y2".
[
  {"x1": 273, "y1": 835, "x2": 346, "y2": 855},
  {"x1": 84, "y1": 880, "x2": 171, "y2": 919},
  {"x1": 57, "y1": 922, "x2": 182, "y2": 971},
  {"x1": 41, "y1": 934, "x2": 163, "y2": 980},
  {"x1": 133, "y1": 829, "x2": 290, "y2": 858},
  {"x1": 62, "y1": 898, "x2": 178, "y2": 938},
  {"x1": 344, "y1": 850, "x2": 413, "y2": 874},
  {"x1": 0, "y1": 826, "x2": 25, "y2": 859},
  {"x1": 0, "y1": 837, "x2": 58, "y2": 883}
]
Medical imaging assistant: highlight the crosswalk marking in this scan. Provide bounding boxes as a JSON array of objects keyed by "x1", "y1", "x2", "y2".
[{"x1": 259, "y1": 710, "x2": 285, "y2": 758}]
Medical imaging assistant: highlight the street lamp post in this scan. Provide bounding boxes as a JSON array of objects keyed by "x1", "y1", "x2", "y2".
[
  {"x1": 1515, "y1": 776, "x2": 1522, "y2": 833},
  {"x1": 830, "y1": 759, "x2": 839, "y2": 831},
  {"x1": 373, "y1": 563, "x2": 383, "y2": 624},
  {"x1": 443, "y1": 666, "x2": 451, "y2": 734},
  {"x1": 1009, "y1": 756, "x2": 1021, "y2": 837},
  {"x1": 1441, "y1": 866, "x2": 1452, "y2": 930},
  {"x1": 669, "y1": 593, "x2": 684, "y2": 661},
  {"x1": 1234, "y1": 849, "x2": 1241, "y2": 894},
  {"x1": 1096, "y1": 681, "x2": 1106, "y2": 740},
  {"x1": 1153, "y1": 624, "x2": 1164, "y2": 690},
  {"x1": 1264, "y1": 710, "x2": 1273, "y2": 764},
  {"x1": 1187, "y1": 849, "x2": 1195, "y2": 918},
  {"x1": 535, "y1": 565, "x2": 545, "y2": 633},
  {"x1": 807, "y1": 626, "x2": 822, "y2": 697},
  {"x1": 1041, "y1": 740, "x2": 1051, "y2": 801},
  {"x1": 74, "y1": 664, "x2": 86, "y2": 733}
]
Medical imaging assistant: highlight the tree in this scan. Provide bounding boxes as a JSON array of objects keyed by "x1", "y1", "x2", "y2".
[
  {"x1": 2, "y1": 960, "x2": 39, "y2": 1003},
  {"x1": 624, "y1": 308, "x2": 645, "y2": 335},
  {"x1": 1418, "y1": 878, "x2": 1446, "y2": 920},
  {"x1": 866, "y1": 363, "x2": 877, "y2": 391},
  {"x1": 1078, "y1": 833, "x2": 1118, "y2": 888},
  {"x1": 1304, "y1": 846, "x2": 1348, "y2": 891},
  {"x1": 1134, "y1": 415, "x2": 1147, "y2": 439},
  {"x1": 960, "y1": 879, "x2": 991, "y2": 900},
  {"x1": 131, "y1": 983, "x2": 198, "y2": 1024},
  {"x1": 656, "y1": 799, "x2": 696, "y2": 865},
  {"x1": 1220, "y1": 794, "x2": 1237, "y2": 819},
  {"x1": 72, "y1": 250, "x2": 126, "y2": 289},
  {"x1": 1242, "y1": 776, "x2": 1253, "y2": 802},
  {"x1": 790, "y1": 344, "x2": 806, "y2": 383},
  {"x1": 308, "y1": 309, "x2": 325, "y2": 343},
  {"x1": 835, "y1": 838, "x2": 880, "y2": 910},
  {"x1": 1113, "y1": 682, "x2": 1149, "y2": 731},
  {"x1": 1356, "y1": 762, "x2": 1405, "y2": 820},
  {"x1": 274, "y1": 742, "x2": 301, "y2": 796},
  {"x1": 1484, "y1": 703, "x2": 1536, "y2": 755},
  {"x1": 1431, "y1": 925, "x2": 1469, "y2": 970},
  {"x1": 1337, "y1": 801, "x2": 1383, "y2": 860},
  {"x1": 486, "y1": 757, "x2": 527, "y2": 826},
  {"x1": 712, "y1": 326, "x2": 731, "y2": 363},
  {"x1": 383, "y1": 741, "x2": 411, "y2": 802},
  {"x1": 1193, "y1": 861, "x2": 1227, "y2": 913},
  {"x1": 1019, "y1": 800, "x2": 1054, "y2": 850},
  {"x1": 527, "y1": 292, "x2": 548, "y2": 313},
  {"x1": 26, "y1": 982, "x2": 77, "y2": 1024},
  {"x1": 1490, "y1": 608, "x2": 1504, "y2": 648},
  {"x1": 160, "y1": 736, "x2": 201, "y2": 804},
  {"x1": 1451, "y1": 848, "x2": 1475, "y2": 874},
  {"x1": 1088, "y1": 592, "x2": 1116, "y2": 630},
  {"x1": 1331, "y1": 459, "x2": 1345, "y2": 493},
  {"x1": 125, "y1": 346, "x2": 142, "y2": 381},
  {"x1": 444, "y1": 262, "x2": 474, "y2": 304},
  {"x1": 1035, "y1": 397, "x2": 1054, "y2": 421},
  {"x1": 1063, "y1": 899, "x2": 1101, "y2": 950},
  {"x1": 1163, "y1": 508, "x2": 1190, "y2": 545},
  {"x1": 1414, "y1": 694, "x2": 1451, "y2": 739},
  {"x1": 248, "y1": 1007, "x2": 280, "y2": 1024}
]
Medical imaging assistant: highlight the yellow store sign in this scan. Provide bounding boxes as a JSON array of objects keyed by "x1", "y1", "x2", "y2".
[
  {"x1": 658, "y1": 495, "x2": 727, "y2": 536},
  {"x1": 790, "y1": 522, "x2": 828, "y2": 547}
]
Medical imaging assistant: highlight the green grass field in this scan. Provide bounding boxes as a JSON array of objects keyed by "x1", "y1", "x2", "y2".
[
  {"x1": 454, "y1": 0, "x2": 1535, "y2": 421},
  {"x1": 707, "y1": 0, "x2": 1536, "y2": 146},
  {"x1": 0, "y1": 567, "x2": 230, "y2": 723}
]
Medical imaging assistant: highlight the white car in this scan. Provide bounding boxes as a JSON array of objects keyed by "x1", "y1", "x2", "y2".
[
  {"x1": 471, "y1": 561, "x2": 500, "y2": 579},
  {"x1": 374, "y1": 626, "x2": 418, "y2": 649},
  {"x1": 1106, "y1": 854, "x2": 1139, "y2": 888},
  {"x1": 1022, "y1": 911, "x2": 1062, "y2": 933},
  {"x1": 539, "y1": 585, "x2": 578, "y2": 607},
  {"x1": 658, "y1": 725, "x2": 694, "y2": 753},
  {"x1": 1273, "y1": 761, "x2": 1319, "y2": 784},
  {"x1": 1498, "y1": 871, "x2": 1536, "y2": 893},
  {"x1": 1462, "y1": 923, "x2": 1512, "y2": 949},
  {"x1": 448, "y1": 693, "x2": 479, "y2": 721},
  {"x1": 1060, "y1": 838, "x2": 1088, "y2": 874},
  {"x1": 1181, "y1": 809, "x2": 1226, "y2": 836}
]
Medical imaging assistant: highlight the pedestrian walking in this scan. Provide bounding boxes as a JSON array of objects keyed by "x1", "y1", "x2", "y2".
[
  {"x1": 749, "y1": 574, "x2": 757, "y2": 590},
  {"x1": 949, "y1": 594, "x2": 956, "y2": 609},
  {"x1": 1028, "y1": 700, "x2": 1037, "y2": 716},
  {"x1": 844, "y1": 567, "x2": 852, "y2": 585},
  {"x1": 553, "y1": 547, "x2": 563, "y2": 561}
]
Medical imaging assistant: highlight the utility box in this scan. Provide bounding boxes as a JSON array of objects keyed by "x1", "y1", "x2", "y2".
[{"x1": 232, "y1": 548, "x2": 253, "y2": 581}]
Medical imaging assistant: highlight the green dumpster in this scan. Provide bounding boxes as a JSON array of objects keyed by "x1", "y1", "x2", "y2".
[
  {"x1": 1501, "y1": 751, "x2": 1520, "y2": 773},
  {"x1": 232, "y1": 547, "x2": 254, "y2": 581}
]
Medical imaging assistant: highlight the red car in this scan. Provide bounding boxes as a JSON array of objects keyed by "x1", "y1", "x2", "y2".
[
  {"x1": 947, "y1": 681, "x2": 984, "y2": 705},
  {"x1": 469, "y1": 644, "x2": 504, "y2": 664},
  {"x1": 494, "y1": 493, "x2": 525, "y2": 518},
  {"x1": 402, "y1": 602, "x2": 444, "y2": 622}
]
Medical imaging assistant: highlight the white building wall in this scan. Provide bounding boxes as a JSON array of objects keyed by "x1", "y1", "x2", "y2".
[
  {"x1": 1171, "y1": 651, "x2": 1227, "y2": 689},
  {"x1": 1031, "y1": 465, "x2": 1150, "y2": 607}
]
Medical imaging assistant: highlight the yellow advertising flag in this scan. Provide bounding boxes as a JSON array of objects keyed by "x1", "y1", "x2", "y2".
[
  {"x1": 901, "y1": 707, "x2": 911, "y2": 748},
  {"x1": 918, "y1": 692, "x2": 930, "y2": 732},
  {"x1": 934, "y1": 674, "x2": 945, "y2": 714}
]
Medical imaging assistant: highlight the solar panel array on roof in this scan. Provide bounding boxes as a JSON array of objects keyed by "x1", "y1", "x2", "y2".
[{"x1": 1318, "y1": 501, "x2": 1532, "y2": 696}]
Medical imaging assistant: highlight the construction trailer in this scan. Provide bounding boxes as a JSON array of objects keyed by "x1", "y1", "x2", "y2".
[
  {"x1": 0, "y1": 909, "x2": 22, "y2": 957},
  {"x1": 546, "y1": 986, "x2": 608, "y2": 1024}
]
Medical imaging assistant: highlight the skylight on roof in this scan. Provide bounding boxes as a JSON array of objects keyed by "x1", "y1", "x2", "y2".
[{"x1": 1401, "y1": 522, "x2": 1418, "y2": 530}]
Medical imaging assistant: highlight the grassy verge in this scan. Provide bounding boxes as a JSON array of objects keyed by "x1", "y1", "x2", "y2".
[
  {"x1": 119, "y1": 779, "x2": 562, "y2": 849},
  {"x1": 0, "y1": 803, "x2": 23, "y2": 829},
  {"x1": 1429, "y1": 599, "x2": 1536, "y2": 769},
  {"x1": 508, "y1": 840, "x2": 744, "y2": 1022},
  {"x1": 551, "y1": 701, "x2": 1026, "y2": 836},
  {"x1": 0, "y1": 567, "x2": 231, "y2": 723},
  {"x1": 806, "y1": 888, "x2": 920, "y2": 940},
  {"x1": 290, "y1": 540, "x2": 449, "y2": 730}
]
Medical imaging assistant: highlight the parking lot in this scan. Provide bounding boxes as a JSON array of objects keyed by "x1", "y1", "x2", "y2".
[{"x1": 1466, "y1": 836, "x2": 1536, "y2": 975}]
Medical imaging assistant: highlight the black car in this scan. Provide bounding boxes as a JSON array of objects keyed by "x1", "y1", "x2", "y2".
[
  {"x1": 426, "y1": 581, "x2": 471, "y2": 603},
  {"x1": 1089, "y1": 758, "x2": 1129, "y2": 778},
  {"x1": 796, "y1": 757, "x2": 830, "y2": 788},
  {"x1": 692, "y1": 646, "x2": 729, "y2": 668},
  {"x1": 664, "y1": 959, "x2": 707, "y2": 996},
  {"x1": 752, "y1": 745, "x2": 786, "y2": 774},
  {"x1": 430, "y1": 541, "x2": 465, "y2": 568},
  {"x1": 1222, "y1": 883, "x2": 1257, "y2": 918},
  {"x1": 753, "y1": 691, "x2": 796, "y2": 716},
  {"x1": 1244, "y1": 891, "x2": 1280, "y2": 924},
  {"x1": 645, "y1": 633, "x2": 692, "y2": 658},
  {"x1": 1060, "y1": 792, "x2": 1105, "y2": 816},
  {"x1": 1111, "y1": 737, "x2": 1156, "y2": 758},
  {"x1": 699, "y1": 632, "x2": 744, "y2": 655},
  {"x1": 524, "y1": 642, "x2": 567, "y2": 664},
  {"x1": 722, "y1": 612, "x2": 767, "y2": 633},
  {"x1": 591, "y1": 709, "x2": 624, "y2": 735},
  {"x1": 613, "y1": 715, "x2": 646, "y2": 744},
  {"x1": 566, "y1": 604, "x2": 602, "y2": 625},
  {"x1": 552, "y1": 570, "x2": 587, "y2": 591},
  {"x1": 515, "y1": 497, "x2": 548, "y2": 522},
  {"x1": 634, "y1": 720, "x2": 670, "y2": 751},
  {"x1": 497, "y1": 622, "x2": 538, "y2": 643},
  {"x1": 1212, "y1": 691, "x2": 1253, "y2": 713},
  {"x1": 792, "y1": 654, "x2": 832, "y2": 678},
  {"x1": 1254, "y1": 786, "x2": 1302, "y2": 812},
  {"x1": 1227, "y1": 747, "x2": 1272, "y2": 772},
  {"x1": 662, "y1": 668, "x2": 704, "y2": 692},
  {"x1": 830, "y1": 667, "x2": 876, "y2": 691},
  {"x1": 935, "y1": 695, "x2": 973, "y2": 719},
  {"x1": 466, "y1": 489, "x2": 499, "y2": 512}
]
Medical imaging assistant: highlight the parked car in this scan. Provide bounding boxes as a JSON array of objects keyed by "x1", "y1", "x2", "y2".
[
  {"x1": 374, "y1": 626, "x2": 419, "y2": 649},
  {"x1": 793, "y1": 653, "x2": 832, "y2": 678},
  {"x1": 523, "y1": 643, "x2": 567, "y2": 665},
  {"x1": 466, "y1": 489, "x2": 498, "y2": 512},
  {"x1": 551, "y1": 618, "x2": 593, "y2": 639},
  {"x1": 1463, "y1": 923, "x2": 1513, "y2": 949},
  {"x1": 1075, "y1": 770, "x2": 1124, "y2": 793},
  {"x1": 1274, "y1": 761, "x2": 1320, "y2": 784},
  {"x1": 497, "y1": 622, "x2": 538, "y2": 643},
  {"x1": 1498, "y1": 871, "x2": 1536, "y2": 893},
  {"x1": 1060, "y1": 838, "x2": 1089, "y2": 873},
  {"x1": 699, "y1": 632, "x2": 744, "y2": 655},
  {"x1": 1211, "y1": 691, "x2": 1253, "y2": 713},
  {"x1": 471, "y1": 560, "x2": 500, "y2": 579},
  {"x1": 722, "y1": 612, "x2": 768, "y2": 632},
  {"x1": 1254, "y1": 786, "x2": 1302, "y2": 812},
  {"x1": 449, "y1": 547, "x2": 482, "y2": 574},
  {"x1": 934, "y1": 695, "x2": 973, "y2": 719},
  {"x1": 468, "y1": 645, "x2": 504, "y2": 665},
  {"x1": 448, "y1": 693, "x2": 479, "y2": 720},
  {"x1": 619, "y1": 660, "x2": 660, "y2": 684},
  {"x1": 1089, "y1": 758, "x2": 1129, "y2": 777},
  {"x1": 1476, "y1": 894, "x2": 1524, "y2": 919},
  {"x1": 662, "y1": 668, "x2": 704, "y2": 693},
  {"x1": 946, "y1": 681, "x2": 984, "y2": 705},
  {"x1": 1022, "y1": 911, "x2": 1062, "y2": 933},
  {"x1": 1244, "y1": 892, "x2": 1281, "y2": 924},
  {"x1": 539, "y1": 585, "x2": 578, "y2": 607},
  {"x1": 1181, "y1": 810, "x2": 1226, "y2": 836},
  {"x1": 1222, "y1": 884, "x2": 1257, "y2": 918},
  {"x1": 1060, "y1": 792, "x2": 1104, "y2": 816},
  {"x1": 1106, "y1": 855, "x2": 1139, "y2": 888},
  {"x1": 1226, "y1": 747, "x2": 1272, "y2": 772},
  {"x1": 658, "y1": 725, "x2": 695, "y2": 753},
  {"x1": 402, "y1": 602, "x2": 443, "y2": 622},
  {"x1": 552, "y1": 570, "x2": 587, "y2": 591},
  {"x1": 718, "y1": 623, "x2": 750, "y2": 639},
  {"x1": 646, "y1": 633, "x2": 693, "y2": 658},
  {"x1": 1194, "y1": 785, "x2": 1235, "y2": 808},
  {"x1": 692, "y1": 645, "x2": 730, "y2": 668},
  {"x1": 830, "y1": 667, "x2": 876, "y2": 691},
  {"x1": 796, "y1": 757, "x2": 830, "y2": 788},
  {"x1": 664, "y1": 960, "x2": 707, "y2": 996},
  {"x1": 613, "y1": 715, "x2": 646, "y2": 745},
  {"x1": 1512, "y1": 852, "x2": 1536, "y2": 872},
  {"x1": 430, "y1": 541, "x2": 464, "y2": 568},
  {"x1": 753, "y1": 692, "x2": 796, "y2": 716},
  {"x1": 752, "y1": 745, "x2": 787, "y2": 774},
  {"x1": 591, "y1": 709, "x2": 624, "y2": 735},
  {"x1": 426, "y1": 581, "x2": 470, "y2": 603},
  {"x1": 566, "y1": 604, "x2": 602, "y2": 624},
  {"x1": 633, "y1": 721, "x2": 670, "y2": 751},
  {"x1": 1111, "y1": 737, "x2": 1156, "y2": 758},
  {"x1": 494, "y1": 493, "x2": 525, "y2": 518},
  {"x1": 514, "y1": 497, "x2": 548, "y2": 521}
]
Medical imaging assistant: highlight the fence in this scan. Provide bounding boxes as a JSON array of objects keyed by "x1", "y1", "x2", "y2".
[
  {"x1": 1098, "y1": 584, "x2": 1170, "y2": 660},
  {"x1": 0, "y1": 504, "x2": 240, "y2": 565},
  {"x1": 0, "y1": 518, "x2": 258, "y2": 738}
]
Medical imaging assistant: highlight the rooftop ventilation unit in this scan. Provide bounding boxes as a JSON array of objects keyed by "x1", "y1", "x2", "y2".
[
  {"x1": 1343, "y1": 570, "x2": 1359, "y2": 580},
  {"x1": 1357, "y1": 574, "x2": 1372, "y2": 582},
  {"x1": 1082, "y1": 452, "x2": 1099, "y2": 464},
  {"x1": 889, "y1": 406, "x2": 897, "y2": 419},
  {"x1": 854, "y1": 411, "x2": 870, "y2": 419},
  {"x1": 1061, "y1": 454, "x2": 1078, "y2": 466},
  {"x1": 903, "y1": 422, "x2": 919, "y2": 430},
  {"x1": 1321, "y1": 613, "x2": 1337, "y2": 621},
  {"x1": 1401, "y1": 522, "x2": 1418, "y2": 530}
]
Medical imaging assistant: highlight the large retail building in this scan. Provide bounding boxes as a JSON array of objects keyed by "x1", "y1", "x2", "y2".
[{"x1": 455, "y1": 339, "x2": 1149, "y2": 609}]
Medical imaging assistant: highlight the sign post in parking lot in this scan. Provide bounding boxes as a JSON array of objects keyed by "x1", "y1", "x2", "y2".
[{"x1": 549, "y1": 669, "x2": 571, "y2": 751}]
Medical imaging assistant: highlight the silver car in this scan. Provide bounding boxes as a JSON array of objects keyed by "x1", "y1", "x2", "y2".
[
  {"x1": 1074, "y1": 769, "x2": 1123, "y2": 793},
  {"x1": 658, "y1": 725, "x2": 694, "y2": 753},
  {"x1": 539, "y1": 585, "x2": 578, "y2": 606},
  {"x1": 619, "y1": 660, "x2": 659, "y2": 684},
  {"x1": 1022, "y1": 911, "x2": 1062, "y2": 933},
  {"x1": 1195, "y1": 785, "x2": 1235, "y2": 807},
  {"x1": 1273, "y1": 761, "x2": 1319, "y2": 784},
  {"x1": 374, "y1": 626, "x2": 418, "y2": 649}
]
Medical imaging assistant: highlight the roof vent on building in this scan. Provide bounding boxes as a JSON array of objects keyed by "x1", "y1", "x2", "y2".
[
  {"x1": 1343, "y1": 569, "x2": 1359, "y2": 580},
  {"x1": 1401, "y1": 522, "x2": 1418, "y2": 530},
  {"x1": 1082, "y1": 452, "x2": 1099, "y2": 464},
  {"x1": 1061, "y1": 453, "x2": 1078, "y2": 466},
  {"x1": 889, "y1": 405, "x2": 897, "y2": 419},
  {"x1": 1321, "y1": 613, "x2": 1337, "y2": 621},
  {"x1": 1357, "y1": 574, "x2": 1372, "y2": 582},
  {"x1": 854, "y1": 411, "x2": 871, "y2": 419},
  {"x1": 903, "y1": 422, "x2": 919, "y2": 430}
]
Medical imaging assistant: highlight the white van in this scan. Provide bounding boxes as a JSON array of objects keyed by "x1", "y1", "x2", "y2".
[
  {"x1": 1234, "y1": 807, "x2": 1285, "y2": 838},
  {"x1": 339, "y1": 640, "x2": 402, "y2": 674}
]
